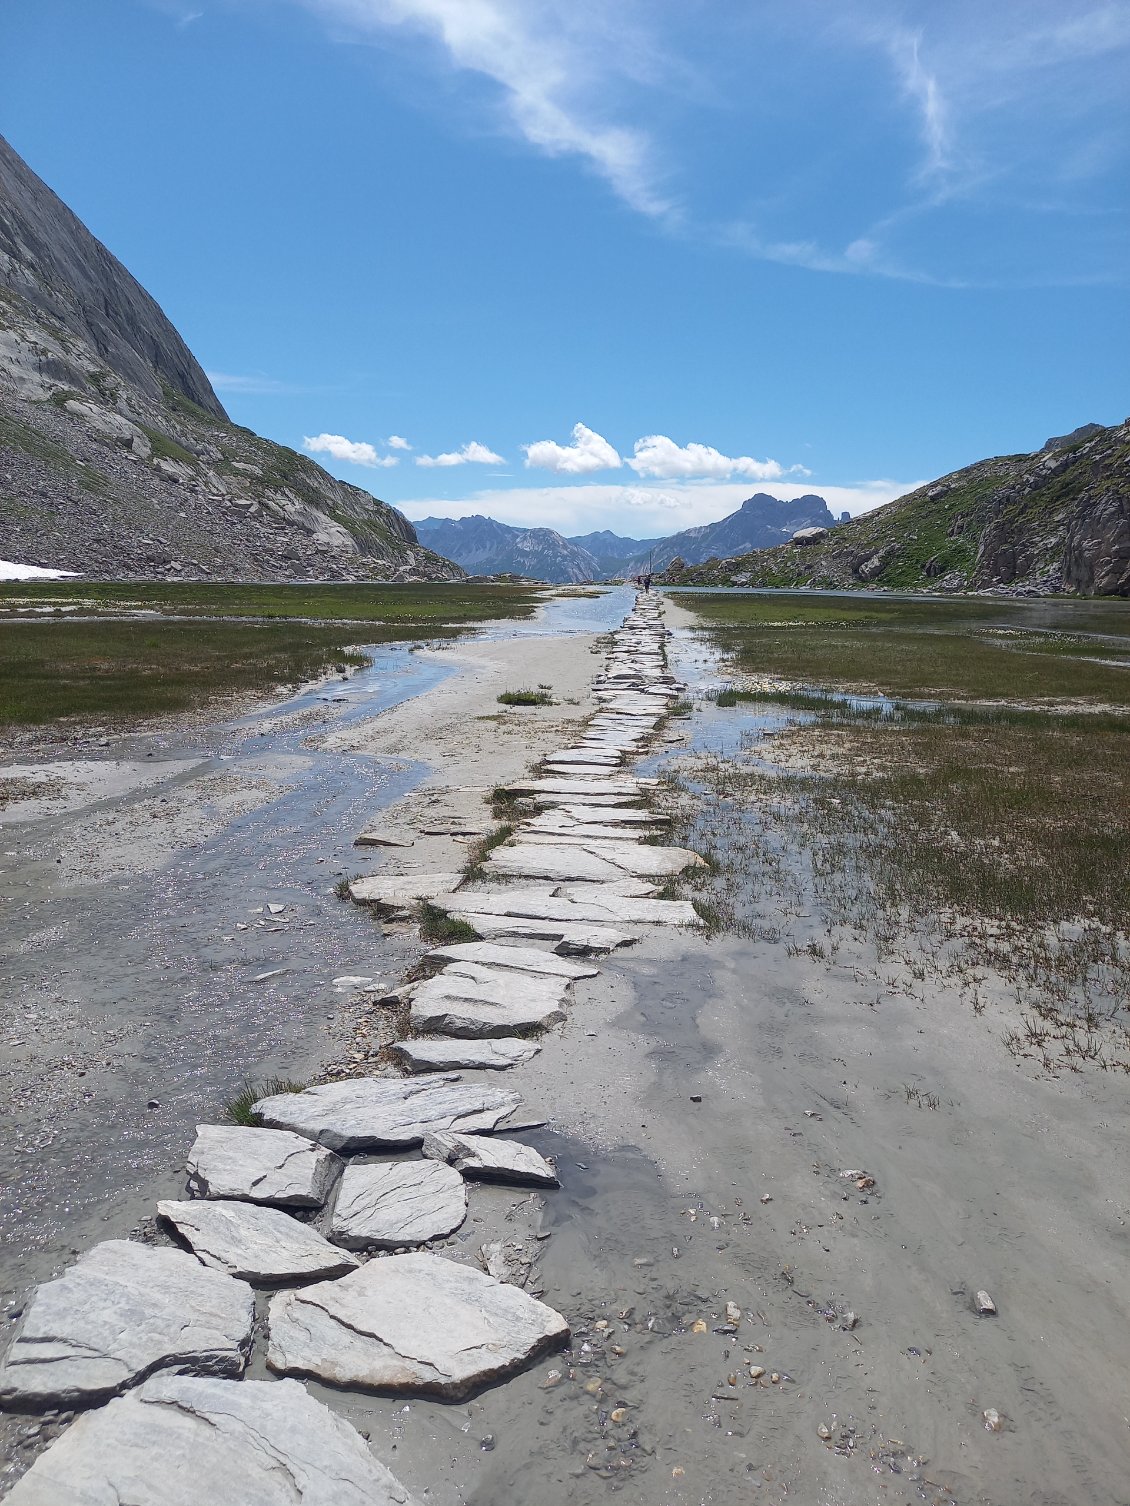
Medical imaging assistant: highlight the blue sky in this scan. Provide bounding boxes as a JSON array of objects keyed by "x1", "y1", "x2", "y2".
[{"x1": 5, "y1": 0, "x2": 1128, "y2": 537}]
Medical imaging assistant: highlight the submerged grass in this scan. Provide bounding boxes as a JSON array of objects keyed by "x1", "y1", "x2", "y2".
[{"x1": 668, "y1": 589, "x2": 1130, "y2": 1069}]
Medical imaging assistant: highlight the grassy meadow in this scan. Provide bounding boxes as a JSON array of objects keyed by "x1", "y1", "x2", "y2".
[{"x1": 0, "y1": 580, "x2": 547, "y2": 729}]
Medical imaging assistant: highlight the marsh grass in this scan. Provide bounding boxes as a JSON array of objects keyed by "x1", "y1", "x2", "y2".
[
  {"x1": 462, "y1": 823, "x2": 515, "y2": 878},
  {"x1": 498, "y1": 688, "x2": 554, "y2": 706},
  {"x1": 417, "y1": 902, "x2": 479, "y2": 944},
  {"x1": 222, "y1": 1076, "x2": 306, "y2": 1126}
]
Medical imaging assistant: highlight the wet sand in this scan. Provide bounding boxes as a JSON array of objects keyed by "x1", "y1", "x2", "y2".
[{"x1": 3, "y1": 587, "x2": 1129, "y2": 1505}]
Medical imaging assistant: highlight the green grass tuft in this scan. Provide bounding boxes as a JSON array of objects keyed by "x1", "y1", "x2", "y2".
[
  {"x1": 222, "y1": 1076, "x2": 306, "y2": 1126},
  {"x1": 498, "y1": 687, "x2": 554, "y2": 706},
  {"x1": 417, "y1": 902, "x2": 480, "y2": 944}
]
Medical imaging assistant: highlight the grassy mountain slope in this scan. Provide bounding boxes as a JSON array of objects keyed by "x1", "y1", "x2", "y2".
[{"x1": 667, "y1": 420, "x2": 1130, "y2": 597}]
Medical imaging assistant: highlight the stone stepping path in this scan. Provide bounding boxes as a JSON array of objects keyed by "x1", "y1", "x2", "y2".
[
  {"x1": 423, "y1": 1129, "x2": 558, "y2": 1186},
  {"x1": 1, "y1": 592, "x2": 704, "y2": 1491},
  {"x1": 390, "y1": 1036, "x2": 541, "y2": 1072},
  {"x1": 329, "y1": 1160, "x2": 467, "y2": 1249},
  {"x1": 157, "y1": 1199, "x2": 359, "y2": 1283},
  {"x1": 253, "y1": 1074, "x2": 521, "y2": 1152},
  {"x1": 267, "y1": 1253, "x2": 569, "y2": 1400},
  {"x1": 408, "y1": 961, "x2": 571, "y2": 1037},
  {"x1": 186, "y1": 1124, "x2": 343, "y2": 1208},
  {"x1": 0, "y1": 1241, "x2": 254, "y2": 1409},
  {"x1": 4, "y1": 1374, "x2": 420, "y2": 1506}
]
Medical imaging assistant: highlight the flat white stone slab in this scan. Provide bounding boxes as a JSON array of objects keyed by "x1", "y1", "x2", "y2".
[
  {"x1": 253, "y1": 1075, "x2": 521, "y2": 1152},
  {"x1": 510, "y1": 836, "x2": 705, "y2": 878},
  {"x1": 539, "y1": 805, "x2": 668, "y2": 827},
  {"x1": 423, "y1": 1130, "x2": 558, "y2": 1187},
  {"x1": 4, "y1": 1374, "x2": 419, "y2": 1506},
  {"x1": 186, "y1": 1124, "x2": 343, "y2": 1208},
  {"x1": 486, "y1": 844, "x2": 628, "y2": 884},
  {"x1": 437, "y1": 889, "x2": 701, "y2": 928},
  {"x1": 267, "y1": 1253, "x2": 568, "y2": 1399},
  {"x1": 506, "y1": 777, "x2": 655, "y2": 797},
  {"x1": 391, "y1": 1036, "x2": 542, "y2": 1072},
  {"x1": 354, "y1": 830, "x2": 414, "y2": 848},
  {"x1": 448, "y1": 912, "x2": 638, "y2": 951},
  {"x1": 348, "y1": 873, "x2": 462, "y2": 913},
  {"x1": 0, "y1": 1241, "x2": 254, "y2": 1409},
  {"x1": 408, "y1": 962, "x2": 570, "y2": 1037},
  {"x1": 543, "y1": 747, "x2": 621, "y2": 765},
  {"x1": 424, "y1": 941, "x2": 599, "y2": 978},
  {"x1": 330, "y1": 1160, "x2": 467, "y2": 1249},
  {"x1": 157, "y1": 1200, "x2": 359, "y2": 1283}
]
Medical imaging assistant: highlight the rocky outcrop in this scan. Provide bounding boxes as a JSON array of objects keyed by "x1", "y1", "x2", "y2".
[
  {"x1": 0, "y1": 134, "x2": 461, "y2": 581},
  {"x1": 414, "y1": 515, "x2": 604, "y2": 583},
  {"x1": 670, "y1": 419, "x2": 1130, "y2": 597}
]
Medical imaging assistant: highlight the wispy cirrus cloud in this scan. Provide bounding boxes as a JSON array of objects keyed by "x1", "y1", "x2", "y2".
[
  {"x1": 523, "y1": 422, "x2": 621, "y2": 474},
  {"x1": 299, "y1": 0, "x2": 674, "y2": 218},
  {"x1": 415, "y1": 440, "x2": 504, "y2": 467},
  {"x1": 303, "y1": 432, "x2": 399, "y2": 467}
]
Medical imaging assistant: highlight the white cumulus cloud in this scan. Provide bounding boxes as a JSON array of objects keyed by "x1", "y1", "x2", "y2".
[
  {"x1": 386, "y1": 434, "x2": 412, "y2": 450},
  {"x1": 627, "y1": 434, "x2": 788, "y2": 482},
  {"x1": 523, "y1": 422, "x2": 622, "y2": 475},
  {"x1": 302, "y1": 432, "x2": 399, "y2": 467},
  {"x1": 416, "y1": 440, "x2": 505, "y2": 467}
]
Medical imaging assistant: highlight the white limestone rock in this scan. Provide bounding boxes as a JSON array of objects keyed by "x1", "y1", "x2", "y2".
[
  {"x1": 267, "y1": 1252, "x2": 568, "y2": 1399},
  {"x1": 347, "y1": 873, "x2": 462, "y2": 914},
  {"x1": 3, "y1": 1374, "x2": 419, "y2": 1506},
  {"x1": 253, "y1": 1074, "x2": 521, "y2": 1152},
  {"x1": 185, "y1": 1124, "x2": 343, "y2": 1208},
  {"x1": 0, "y1": 1241, "x2": 254, "y2": 1409},
  {"x1": 436, "y1": 888, "x2": 701, "y2": 927},
  {"x1": 440, "y1": 911, "x2": 638, "y2": 951},
  {"x1": 329, "y1": 1160, "x2": 467, "y2": 1249},
  {"x1": 157, "y1": 1199, "x2": 359, "y2": 1283},
  {"x1": 390, "y1": 1037, "x2": 542, "y2": 1072},
  {"x1": 423, "y1": 1130, "x2": 559, "y2": 1186},
  {"x1": 424, "y1": 941, "x2": 599, "y2": 978},
  {"x1": 408, "y1": 962, "x2": 570, "y2": 1038}
]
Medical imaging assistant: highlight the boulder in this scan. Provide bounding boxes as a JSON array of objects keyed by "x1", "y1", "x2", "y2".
[
  {"x1": 3, "y1": 1374, "x2": 419, "y2": 1505},
  {"x1": 253, "y1": 1074, "x2": 521, "y2": 1152},
  {"x1": 267, "y1": 1253, "x2": 568, "y2": 1399},
  {"x1": 423, "y1": 1130, "x2": 559, "y2": 1187},
  {"x1": 390, "y1": 1037, "x2": 542, "y2": 1072},
  {"x1": 0, "y1": 1241, "x2": 254, "y2": 1409},
  {"x1": 329, "y1": 1160, "x2": 467, "y2": 1249},
  {"x1": 157, "y1": 1199, "x2": 359, "y2": 1283},
  {"x1": 185, "y1": 1124, "x2": 343, "y2": 1208}
]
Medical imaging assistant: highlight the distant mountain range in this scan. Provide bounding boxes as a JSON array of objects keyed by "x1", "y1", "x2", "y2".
[
  {"x1": 668, "y1": 420, "x2": 1130, "y2": 597},
  {"x1": 415, "y1": 494, "x2": 844, "y2": 583}
]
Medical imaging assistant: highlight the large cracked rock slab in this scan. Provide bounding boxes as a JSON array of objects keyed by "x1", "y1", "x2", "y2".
[
  {"x1": 253, "y1": 1074, "x2": 521, "y2": 1152},
  {"x1": 423, "y1": 1130, "x2": 558, "y2": 1186},
  {"x1": 408, "y1": 962, "x2": 570, "y2": 1038},
  {"x1": 348, "y1": 873, "x2": 462, "y2": 914},
  {"x1": 504, "y1": 776, "x2": 655, "y2": 797},
  {"x1": 4, "y1": 1374, "x2": 419, "y2": 1506},
  {"x1": 267, "y1": 1252, "x2": 569, "y2": 1399},
  {"x1": 0, "y1": 1241, "x2": 254, "y2": 1409},
  {"x1": 510, "y1": 836, "x2": 705, "y2": 879},
  {"x1": 330, "y1": 1160, "x2": 467, "y2": 1249},
  {"x1": 424, "y1": 941, "x2": 599, "y2": 978},
  {"x1": 486, "y1": 843, "x2": 630, "y2": 884},
  {"x1": 186, "y1": 1124, "x2": 343, "y2": 1208},
  {"x1": 436, "y1": 888, "x2": 702, "y2": 928},
  {"x1": 157, "y1": 1199, "x2": 359, "y2": 1283},
  {"x1": 391, "y1": 1036, "x2": 542, "y2": 1072},
  {"x1": 445, "y1": 911, "x2": 638, "y2": 952}
]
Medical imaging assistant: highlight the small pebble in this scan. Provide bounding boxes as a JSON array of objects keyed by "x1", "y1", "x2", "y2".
[
  {"x1": 691, "y1": 1319, "x2": 708, "y2": 1335},
  {"x1": 760, "y1": 1194, "x2": 772, "y2": 1204},
  {"x1": 983, "y1": 1408, "x2": 1003, "y2": 1432},
  {"x1": 146, "y1": 1099, "x2": 160, "y2": 1110},
  {"x1": 689, "y1": 1094, "x2": 702, "y2": 1103},
  {"x1": 817, "y1": 1424, "x2": 832, "y2": 1440},
  {"x1": 975, "y1": 1290, "x2": 997, "y2": 1316},
  {"x1": 610, "y1": 1407, "x2": 628, "y2": 1423},
  {"x1": 749, "y1": 1365, "x2": 766, "y2": 1380},
  {"x1": 480, "y1": 1434, "x2": 495, "y2": 1452}
]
